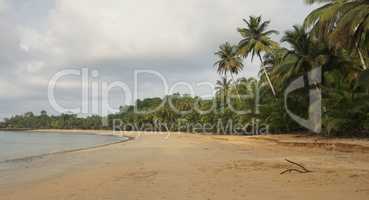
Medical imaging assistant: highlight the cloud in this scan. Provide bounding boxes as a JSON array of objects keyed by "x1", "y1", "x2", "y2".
[
  {"x1": 0, "y1": 0, "x2": 7, "y2": 13},
  {"x1": 19, "y1": 0, "x2": 314, "y2": 64},
  {"x1": 0, "y1": 0, "x2": 315, "y2": 119}
]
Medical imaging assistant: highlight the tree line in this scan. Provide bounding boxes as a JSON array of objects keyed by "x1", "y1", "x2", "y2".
[
  {"x1": 1, "y1": 0, "x2": 368, "y2": 137},
  {"x1": 212, "y1": 0, "x2": 369, "y2": 136}
]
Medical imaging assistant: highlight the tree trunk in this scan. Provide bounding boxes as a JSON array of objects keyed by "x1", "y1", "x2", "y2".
[
  {"x1": 258, "y1": 54, "x2": 276, "y2": 96},
  {"x1": 231, "y1": 74, "x2": 241, "y2": 100},
  {"x1": 358, "y1": 48, "x2": 367, "y2": 70},
  {"x1": 303, "y1": 65, "x2": 310, "y2": 97}
]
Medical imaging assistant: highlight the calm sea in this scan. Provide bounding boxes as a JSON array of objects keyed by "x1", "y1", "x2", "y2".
[{"x1": 0, "y1": 131, "x2": 126, "y2": 162}]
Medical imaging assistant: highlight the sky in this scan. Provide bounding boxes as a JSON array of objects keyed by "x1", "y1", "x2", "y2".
[{"x1": 0, "y1": 0, "x2": 316, "y2": 119}]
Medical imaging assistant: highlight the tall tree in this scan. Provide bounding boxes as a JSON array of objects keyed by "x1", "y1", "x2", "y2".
[
  {"x1": 262, "y1": 48, "x2": 291, "y2": 92},
  {"x1": 215, "y1": 77, "x2": 232, "y2": 111},
  {"x1": 236, "y1": 77, "x2": 259, "y2": 115},
  {"x1": 281, "y1": 25, "x2": 323, "y2": 95},
  {"x1": 304, "y1": 0, "x2": 369, "y2": 69},
  {"x1": 214, "y1": 42, "x2": 244, "y2": 78},
  {"x1": 237, "y1": 16, "x2": 279, "y2": 96}
]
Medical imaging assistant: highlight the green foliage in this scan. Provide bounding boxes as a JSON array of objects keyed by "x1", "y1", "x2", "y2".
[
  {"x1": 304, "y1": 0, "x2": 369, "y2": 60},
  {"x1": 0, "y1": 111, "x2": 105, "y2": 130},
  {"x1": 237, "y1": 15, "x2": 279, "y2": 96},
  {"x1": 2, "y1": 2, "x2": 369, "y2": 137},
  {"x1": 214, "y1": 42, "x2": 244, "y2": 77},
  {"x1": 237, "y1": 16, "x2": 279, "y2": 59}
]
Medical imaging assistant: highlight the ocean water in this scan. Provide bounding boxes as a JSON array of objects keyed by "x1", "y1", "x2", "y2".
[{"x1": 0, "y1": 131, "x2": 126, "y2": 162}]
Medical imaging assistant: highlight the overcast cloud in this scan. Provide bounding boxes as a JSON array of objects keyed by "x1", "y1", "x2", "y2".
[{"x1": 0, "y1": 0, "x2": 315, "y2": 119}]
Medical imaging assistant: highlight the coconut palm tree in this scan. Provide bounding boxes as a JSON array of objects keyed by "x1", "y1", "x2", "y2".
[
  {"x1": 261, "y1": 48, "x2": 293, "y2": 92},
  {"x1": 216, "y1": 77, "x2": 232, "y2": 94},
  {"x1": 237, "y1": 16, "x2": 279, "y2": 96},
  {"x1": 214, "y1": 42, "x2": 244, "y2": 78},
  {"x1": 236, "y1": 77, "x2": 259, "y2": 114},
  {"x1": 263, "y1": 49, "x2": 287, "y2": 70},
  {"x1": 281, "y1": 25, "x2": 325, "y2": 95},
  {"x1": 304, "y1": 0, "x2": 369, "y2": 69},
  {"x1": 215, "y1": 77, "x2": 232, "y2": 111}
]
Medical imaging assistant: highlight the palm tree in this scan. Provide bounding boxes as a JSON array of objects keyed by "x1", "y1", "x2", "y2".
[
  {"x1": 304, "y1": 0, "x2": 369, "y2": 70},
  {"x1": 263, "y1": 49, "x2": 286, "y2": 71},
  {"x1": 214, "y1": 42, "x2": 244, "y2": 78},
  {"x1": 215, "y1": 77, "x2": 232, "y2": 111},
  {"x1": 262, "y1": 48, "x2": 292, "y2": 92},
  {"x1": 237, "y1": 16, "x2": 279, "y2": 96},
  {"x1": 236, "y1": 77, "x2": 259, "y2": 114},
  {"x1": 281, "y1": 25, "x2": 324, "y2": 96}
]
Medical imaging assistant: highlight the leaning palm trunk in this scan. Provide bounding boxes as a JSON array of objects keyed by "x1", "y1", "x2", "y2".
[
  {"x1": 358, "y1": 48, "x2": 367, "y2": 70},
  {"x1": 262, "y1": 66, "x2": 277, "y2": 96},
  {"x1": 258, "y1": 54, "x2": 276, "y2": 96}
]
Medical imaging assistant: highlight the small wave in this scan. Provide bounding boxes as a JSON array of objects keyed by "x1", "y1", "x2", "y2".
[{"x1": 0, "y1": 131, "x2": 132, "y2": 164}]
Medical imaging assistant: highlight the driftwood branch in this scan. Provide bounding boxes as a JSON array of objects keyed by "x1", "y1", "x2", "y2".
[
  {"x1": 280, "y1": 159, "x2": 312, "y2": 175},
  {"x1": 280, "y1": 169, "x2": 306, "y2": 175},
  {"x1": 285, "y1": 159, "x2": 312, "y2": 172}
]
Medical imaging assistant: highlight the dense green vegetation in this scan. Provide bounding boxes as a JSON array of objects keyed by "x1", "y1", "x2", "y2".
[
  {"x1": 1, "y1": 1, "x2": 368, "y2": 136},
  {"x1": 0, "y1": 111, "x2": 105, "y2": 130}
]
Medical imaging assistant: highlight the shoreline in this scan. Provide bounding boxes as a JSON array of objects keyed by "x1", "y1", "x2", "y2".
[
  {"x1": 4, "y1": 128, "x2": 369, "y2": 152},
  {"x1": 31, "y1": 129, "x2": 125, "y2": 137},
  {"x1": 0, "y1": 129, "x2": 134, "y2": 164},
  {"x1": 33, "y1": 129, "x2": 369, "y2": 151}
]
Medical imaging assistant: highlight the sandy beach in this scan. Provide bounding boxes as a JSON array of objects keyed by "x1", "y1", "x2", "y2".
[{"x1": 1, "y1": 132, "x2": 369, "y2": 200}]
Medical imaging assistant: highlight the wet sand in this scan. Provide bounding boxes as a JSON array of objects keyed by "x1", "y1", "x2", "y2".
[{"x1": 1, "y1": 132, "x2": 369, "y2": 200}]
